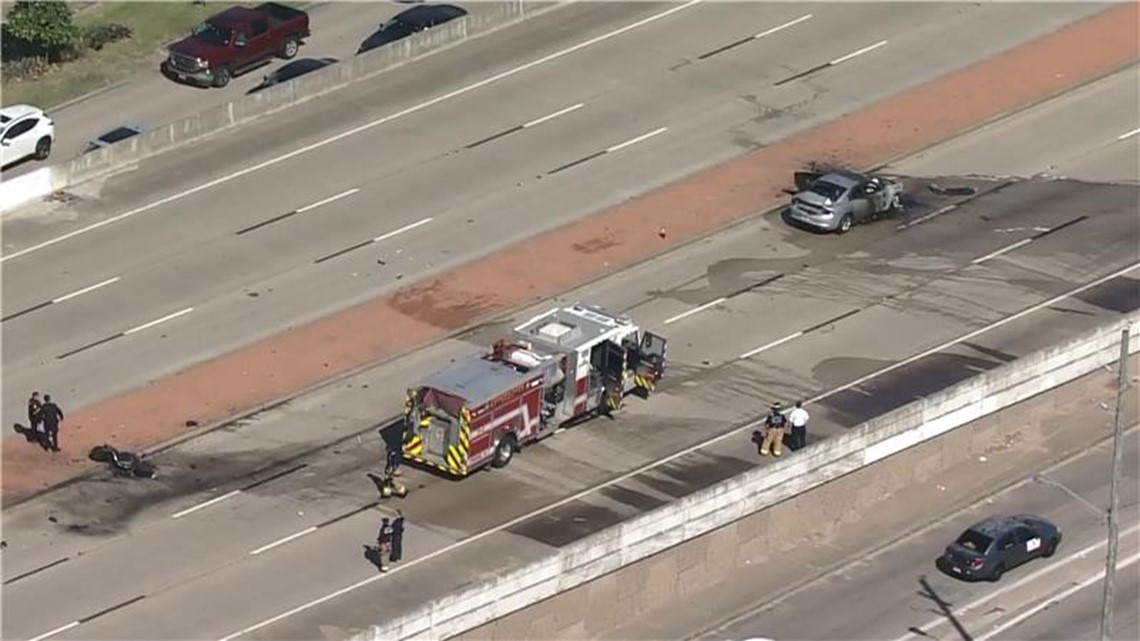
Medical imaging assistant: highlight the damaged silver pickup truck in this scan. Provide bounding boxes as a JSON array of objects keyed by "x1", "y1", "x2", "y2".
[{"x1": 787, "y1": 169, "x2": 903, "y2": 234}]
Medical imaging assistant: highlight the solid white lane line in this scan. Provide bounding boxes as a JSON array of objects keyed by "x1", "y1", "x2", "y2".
[
  {"x1": 755, "y1": 13, "x2": 813, "y2": 39},
  {"x1": 830, "y1": 39, "x2": 889, "y2": 65},
  {"x1": 218, "y1": 264, "x2": 1140, "y2": 641},
  {"x1": 296, "y1": 189, "x2": 360, "y2": 213},
  {"x1": 894, "y1": 524, "x2": 1140, "y2": 641},
  {"x1": 739, "y1": 331, "x2": 804, "y2": 359},
  {"x1": 1117, "y1": 127, "x2": 1140, "y2": 141},
  {"x1": 523, "y1": 103, "x2": 584, "y2": 129},
  {"x1": 815, "y1": 262, "x2": 1138, "y2": 406},
  {"x1": 249, "y1": 527, "x2": 319, "y2": 556},
  {"x1": 51, "y1": 276, "x2": 121, "y2": 303},
  {"x1": 971, "y1": 237, "x2": 1034, "y2": 264},
  {"x1": 27, "y1": 621, "x2": 80, "y2": 641},
  {"x1": 974, "y1": 550, "x2": 1140, "y2": 641},
  {"x1": 0, "y1": 0, "x2": 705, "y2": 265},
  {"x1": 122, "y1": 307, "x2": 194, "y2": 335},
  {"x1": 606, "y1": 126, "x2": 669, "y2": 154},
  {"x1": 172, "y1": 490, "x2": 242, "y2": 519},
  {"x1": 663, "y1": 297, "x2": 727, "y2": 325},
  {"x1": 373, "y1": 217, "x2": 433, "y2": 243}
]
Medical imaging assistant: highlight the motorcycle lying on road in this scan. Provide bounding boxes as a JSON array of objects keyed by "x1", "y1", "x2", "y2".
[{"x1": 88, "y1": 444, "x2": 158, "y2": 479}]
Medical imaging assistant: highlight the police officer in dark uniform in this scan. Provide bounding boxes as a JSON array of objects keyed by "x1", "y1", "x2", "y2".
[
  {"x1": 390, "y1": 510, "x2": 405, "y2": 564},
  {"x1": 40, "y1": 394, "x2": 64, "y2": 452}
]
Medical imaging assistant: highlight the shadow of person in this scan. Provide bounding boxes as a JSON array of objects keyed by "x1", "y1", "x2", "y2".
[
  {"x1": 363, "y1": 544, "x2": 383, "y2": 571},
  {"x1": 13, "y1": 423, "x2": 49, "y2": 450},
  {"x1": 366, "y1": 472, "x2": 387, "y2": 493}
]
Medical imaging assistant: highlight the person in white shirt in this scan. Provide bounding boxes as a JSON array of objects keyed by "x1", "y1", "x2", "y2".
[{"x1": 788, "y1": 401, "x2": 810, "y2": 451}]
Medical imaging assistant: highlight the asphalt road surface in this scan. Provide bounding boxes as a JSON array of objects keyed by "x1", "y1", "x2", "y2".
[
  {"x1": 1, "y1": 59, "x2": 1136, "y2": 640},
  {"x1": 695, "y1": 429, "x2": 1140, "y2": 641},
  {"x1": 0, "y1": 1, "x2": 511, "y2": 179},
  {"x1": 0, "y1": 1, "x2": 1117, "y2": 436}
]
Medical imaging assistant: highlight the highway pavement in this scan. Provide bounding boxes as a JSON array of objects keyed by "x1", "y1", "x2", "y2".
[
  {"x1": 0, "y1": 1, "x2": 511, "y2": 179},
  {"x1": 1, "y1": 62, "x2": 1137, "y2": 639},
  {"x1": 0, "y1": 1, "x2": 1115, "y2": 435},
  {"x1": 694, "y1": 428, "x2": 1140, "y2": 641}
]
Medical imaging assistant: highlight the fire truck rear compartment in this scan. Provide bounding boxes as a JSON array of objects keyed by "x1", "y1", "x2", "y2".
[{"x1": 410, "y1": 354, "x2": 544, "y2": 474}]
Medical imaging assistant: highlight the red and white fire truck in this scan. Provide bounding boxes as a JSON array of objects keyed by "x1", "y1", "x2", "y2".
[{"x1": 402, "y1": 302, "x2": 667, "y2": 477}]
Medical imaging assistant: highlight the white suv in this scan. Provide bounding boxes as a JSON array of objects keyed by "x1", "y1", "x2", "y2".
[{"x1": 1, "y1": 104, "x2": 55, "y2": 168}]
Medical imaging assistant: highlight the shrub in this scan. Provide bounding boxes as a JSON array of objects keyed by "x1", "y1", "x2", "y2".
[
  {"x1": 83, "y1": 23, "x2": 133, "y2": 51},
  {"x1": 0, "y1": 56, "x2": 53, "y2": 83}
]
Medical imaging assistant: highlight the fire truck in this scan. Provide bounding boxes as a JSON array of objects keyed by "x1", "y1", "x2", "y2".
[{"x1": 402, "y1": 303, "x2": 667, "y2": 477}]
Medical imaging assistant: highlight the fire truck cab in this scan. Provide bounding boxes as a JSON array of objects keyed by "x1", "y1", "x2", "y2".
[{"x1": 402, "y1": 303, "x2": 667, "y2": 477}]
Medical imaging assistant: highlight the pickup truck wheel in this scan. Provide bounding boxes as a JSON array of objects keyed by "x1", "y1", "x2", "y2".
[
  {"x1": 212, "y1": 67, "x2": 231, "y2": 88},
  {"x1": 33, "y1": 137, "x2": 52, "y2": 160},
  {"x1": 836, "y1": 213, "x2": 853, "y2": 234},
  {"x1": 279, "y1": 38, "x2": 299, "y2": 59},
  {"x1": 491, "y1": 434, "x2": 517, "y2": 469}
]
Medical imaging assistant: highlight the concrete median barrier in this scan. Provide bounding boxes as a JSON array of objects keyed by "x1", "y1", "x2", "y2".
[
  {"x1": 347, "y1": 314, "x2": 1139, "y2": 641},
  {"x1": 0, "y1": 1, "x2": 566, "y2": 215}
]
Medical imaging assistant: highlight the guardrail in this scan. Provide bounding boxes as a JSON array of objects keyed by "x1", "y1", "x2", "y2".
[
  {"x1": 0, "y1": 1, "x2": 566, "y2": 216},
  {"x1": 350, "y1": 313, "x2": 1140, "y2": 640}
]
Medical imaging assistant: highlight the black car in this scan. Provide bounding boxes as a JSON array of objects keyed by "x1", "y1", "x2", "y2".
[
  {"x1": 939, "y1": 514, "x2": 1062, "y2": 582},
  {"x1": 84, "y1": 125, "x2": 144, "y2": 154},
  {"x1": 247, "y1": 57, "x2": 338, "y2": 94},
  {"x1": 356, "y1": 4, "x2": 468, "y2": 55}
]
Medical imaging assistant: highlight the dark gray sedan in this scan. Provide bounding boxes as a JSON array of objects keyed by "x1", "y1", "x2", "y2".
[{"x1": 939, "y1": 514, "x2": 1062, "y2": 582}]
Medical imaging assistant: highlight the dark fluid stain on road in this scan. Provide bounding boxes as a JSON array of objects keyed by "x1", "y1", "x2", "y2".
[
  {"x1": 507, "y1": 500, "x2": 629, "y2": 548},
  {"x1": 816, "y1": 352, "x2": 1006, "y2": 426},
  {"x1": 634, "y1": 451, "x2": 755, "y2": 500},
  {"x1": 599, "y1": 484, "x2": 669, "y2": 512},
  {"x1": 1074, "y1": 275, "x2": 1140, "y2": 314},
  {"x1": 389, "y1": 279, "x2": 505, "y2": 331},
  {"x1": 572, "y1": 236, "x2": 621, "y2": 255},
  {"x1": 41, "y1": 444, "x2": 308, "y2": 536}
]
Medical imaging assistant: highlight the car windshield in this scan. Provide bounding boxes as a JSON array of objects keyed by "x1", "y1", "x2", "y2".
[
  {"x1": 956, "y1": 529, "x2": 992, "y2": 552},
  {"x1": 191, "y1": 21, "x2": 230, "y2": 45},
  {"x1": 808, "y1": 180, "x2": 846, "y2": 201}
]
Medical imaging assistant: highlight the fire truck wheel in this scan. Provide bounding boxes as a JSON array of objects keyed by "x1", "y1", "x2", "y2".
[{"x1": 491, "y1": 434, "x2": 517, "y2": 469}]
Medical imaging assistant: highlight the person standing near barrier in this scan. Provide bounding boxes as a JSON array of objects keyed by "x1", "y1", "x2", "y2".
[
  {"x1": 788, "y1": 400, "x2": 810, "y2": 451},
  {"x1": 760, "y1": 402, "x2": 787, "y2": 457}
]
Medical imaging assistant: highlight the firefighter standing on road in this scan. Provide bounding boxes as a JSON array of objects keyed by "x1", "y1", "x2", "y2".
[
  {"x1": 760, "y1": 403, "x2": 787, "y2": 457},
  {"x1": 377, "y1": 517, "x2": 393, "y2": 573}
]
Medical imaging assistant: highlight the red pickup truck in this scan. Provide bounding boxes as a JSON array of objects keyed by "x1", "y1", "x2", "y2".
[{"x1": 162, "y1": 3, "x2": 311, "y2": 88}]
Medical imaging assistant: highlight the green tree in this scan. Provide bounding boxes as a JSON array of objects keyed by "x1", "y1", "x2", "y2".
[{"x1": 4, "y1": 0, "x2": 77, "y2": 61}]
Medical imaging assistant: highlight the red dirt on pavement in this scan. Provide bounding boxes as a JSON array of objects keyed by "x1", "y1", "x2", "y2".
[{"x1": 4, "y1": 4, "x2": 1136, "y2": 504}]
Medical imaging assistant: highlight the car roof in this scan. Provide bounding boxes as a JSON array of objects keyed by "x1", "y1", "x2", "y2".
[
  {"x1": 817, "y1": 171, "x2": 865, "y2": 188},
  {"x1": 396, "y1": 4, "x2": 466, "y2": 27},
  {"x1": 967, "y1": 514, "x2": 1044, "y2": 536},
  {"x1": 94, "y1": 125, "x2": 143, "y2": 144},
  {"x1": 0, "y1": 104, "x2": 45, "y2": 124}
]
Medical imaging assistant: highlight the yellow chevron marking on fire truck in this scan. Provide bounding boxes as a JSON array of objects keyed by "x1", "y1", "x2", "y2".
[
  {"x1": 445, "y1": 444, "x2": 468, "y2": 476},
  {"x1": 404, "y1": 388, "x2": 415, "y2": 416},
  {"x1": 634, "y1": 373, "x2": 655, "y2": 392},
  {"x1": 459, "y1": 407, "x2": 471, "y2": 449},
  {"x1": 404, "y1": 434, "x2": 424, "y2": 457}
]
